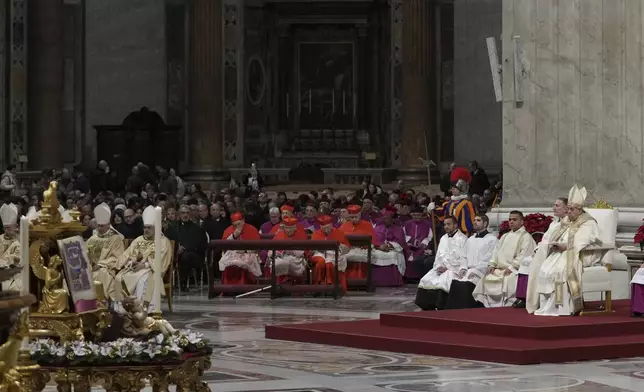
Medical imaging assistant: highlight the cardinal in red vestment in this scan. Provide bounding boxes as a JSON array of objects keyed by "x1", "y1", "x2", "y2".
[{"x1": 219, "y1": 212, "x2": 262, "y2": 285}]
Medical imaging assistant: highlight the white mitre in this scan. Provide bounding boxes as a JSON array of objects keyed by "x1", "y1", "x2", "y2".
[
  {"x1": 26, "y1": 206, "x2": 41, "y2": 222},
  {"x1": 142, "y1": 205, "x2": 156, "y2": 226},
  {"x1": 568, "y1": 184, "x2": 587, "y2": 208},
  {"x1": 94, "y1": 203, "x2": 111, "y2": 225},
  {"x1": 58, "y1": 205, "x2": 72, "y2": 223},
  {"x1": 0, "y1": 203, "x2": 18, "y2": 226}
]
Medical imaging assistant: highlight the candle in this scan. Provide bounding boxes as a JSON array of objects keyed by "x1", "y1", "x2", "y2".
[
  {"x1": 309, "y1": 89, "x2": 312, "y2": 114},
  {"x1": 343, "y1": 91, "x2": 346, "y2": 115},
  {"x1": 151, "y1": 206, "x2": 163, "y2": 314},
  {"x1": 332, "y1": 90, "x2": 335, "y2": 115},
  {"x1": 353, "y1": 94, "x2": 357, "y2": 120},
  {"x1": 20, "y1": 217, "x2": 29, "y2": 296}
]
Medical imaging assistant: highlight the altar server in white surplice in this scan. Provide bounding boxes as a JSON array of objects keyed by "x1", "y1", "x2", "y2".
[
  {"x1": 415, "y1": 216, "x2": 467, "y2": 310},
  {"x1": 528, "y1": 186, "x2": 602, "y2": 316},
  {"x1": 444, "y1": 214, "x2": 498, "y2": 309},
  {"x1": 473, "y1": 211, "x2": 536, "y2": 308},
  {"x1": 525, "y1": 197, "x2": 570, "y2": 315}
]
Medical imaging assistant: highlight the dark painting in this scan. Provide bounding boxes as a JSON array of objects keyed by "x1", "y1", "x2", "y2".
[{"x1": 298, "y1": 42, "x2": 354, "y2": 130}]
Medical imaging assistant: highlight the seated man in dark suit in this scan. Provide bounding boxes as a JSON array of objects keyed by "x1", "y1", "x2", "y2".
[{"x1": 170, "y1": 205, "x2": 208, "y2": 291}]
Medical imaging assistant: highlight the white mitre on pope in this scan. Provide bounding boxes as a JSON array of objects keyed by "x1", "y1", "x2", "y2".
[
  {"x1": 142, "y1": 205, "x2": 156, "y2": 227},
  {"x1": 0, "y1": 203, "x2": 18, "y2": 226},
  {"x1": 568, "y1": 184, "x2": 587, "y2": 208},
  {"x1": 94, "y1": 203, "x2": 112, "y2": 225}
]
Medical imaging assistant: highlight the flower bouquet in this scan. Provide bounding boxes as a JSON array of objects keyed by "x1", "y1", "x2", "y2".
[
  {"x1": 29, "y1": 329, "x2": 212, "y2": 366},
  {"x1": 634, "y1": 220, "x2": 644, "y2": 251},
  {"x1": 498, "y1": 213, "x2": 553, "y2": 243}
]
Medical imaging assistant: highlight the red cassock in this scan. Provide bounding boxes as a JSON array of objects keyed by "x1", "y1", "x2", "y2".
[
  {"x1": 310, "y1": 228, "x2": 350, "y2": 293},
  {"x1": 220, "y1": 224, "x2": 261, "y2": 285},
  {"x1": 268, "y1": 228, "x2": 309, "y2": 284},
  {"x1": 338, "y1": 220, "x2": 375, "y2": 280}
]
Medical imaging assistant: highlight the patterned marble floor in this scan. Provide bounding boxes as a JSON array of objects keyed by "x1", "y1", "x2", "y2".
[{"x1": 45, "y1": 286, "x2": 644, "y2": 391}]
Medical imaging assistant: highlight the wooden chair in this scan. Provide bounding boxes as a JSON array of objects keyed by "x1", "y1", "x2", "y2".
[{"x1": 163, "y1": 240, "x2": 177, "y2": 313}]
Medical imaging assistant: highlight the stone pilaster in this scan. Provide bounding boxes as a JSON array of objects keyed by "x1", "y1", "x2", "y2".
[
  {"x1": 399, "y1": 0, "x2": 433, "y2": 181},
  {"x1": 8, "y1": 0, "x2": 27, "y2": 167},
  {"x1": 0, "y1": 0, "x2": 7, "y2": 168},
  {"x1": 389, "y1": 0, "x2": 403, "y2": 167},
  {"x1": 222, "y1": 0, "x2": 243, "y2": 167},
  {"x1": 188, "y1": 0, "x2": 224, "y2": 177},
  {"x1": 28, "y1": 0, "x2": 64, "y2": 169}
]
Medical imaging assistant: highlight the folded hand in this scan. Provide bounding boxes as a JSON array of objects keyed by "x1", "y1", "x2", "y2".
[
  {"x1": 436, "y1": 266, "x2": 447, "y2": 274},
  {"x1": 132, "y1": 262, "x2": 147, "y2": 272},
  {"x1": 503, "y1": 268, "x2": 512, "y2": 276}
]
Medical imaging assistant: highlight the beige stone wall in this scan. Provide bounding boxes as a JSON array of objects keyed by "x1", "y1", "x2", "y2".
[{"x1": 502, "y1": 0, "x2": 644, "y2": 206}]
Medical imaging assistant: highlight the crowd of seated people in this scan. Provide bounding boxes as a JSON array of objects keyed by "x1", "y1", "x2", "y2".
[{"x1": 1, "y1": 161, "x2": 504, "y2": 297}]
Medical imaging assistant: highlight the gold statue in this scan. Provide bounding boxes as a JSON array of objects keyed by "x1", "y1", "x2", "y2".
[
  {"x1": 0, "y1": 312, "x2": 29, "y2": 371},
  {"x1": 39, "y1": 181, "x2": 62, "y2": 225},
  {"x1": 29, "y1": 242, "x2": 69, "y2": 314},
  {"x1": 42, "y1": 182, "x2": 57, "y2": 207},
  {"x1": 121, "y1": 296, "x2": 175, "y2": 338}
]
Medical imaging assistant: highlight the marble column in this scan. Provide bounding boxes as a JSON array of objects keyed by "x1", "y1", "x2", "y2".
[
  {"x1": 188, "y1": 0, "x2": 224, "y2": 178},
  {"x1": 28, "y1": 0, "x2": 64, "y2": 169},
  {"x1": 399, "y1": 0, "x2": 433, "y2": 181}
]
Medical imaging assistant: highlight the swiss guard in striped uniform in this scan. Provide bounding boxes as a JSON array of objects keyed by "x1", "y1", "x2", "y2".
[{"x1": 436, "y1": 179, "x2": 475, "y2": 235}]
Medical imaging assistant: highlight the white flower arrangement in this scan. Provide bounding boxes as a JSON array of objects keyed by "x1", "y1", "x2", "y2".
[{"x1": 29, "y1": 329, "x2": 208, "y2": 365}]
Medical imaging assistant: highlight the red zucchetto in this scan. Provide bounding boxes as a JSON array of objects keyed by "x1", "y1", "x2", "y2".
[{"x1": 317, "y1": 215, "x2": 333, "y2": 226}]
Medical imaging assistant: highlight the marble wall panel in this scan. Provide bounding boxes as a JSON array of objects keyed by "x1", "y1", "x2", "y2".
[
  {"x1": 501, "y1": 0, "x2": 516, "y2": 193},
  {"x1": 453, "y1": 0, "x2": 502, "y2": 171},
  {"x1": 502, "y1": 0, "x2": 644, "y2": 207},
  {"x1": 579, "y1": 0, "x2": 602, "y2": 191},
  {"x1": 534, "y1": 0, "x2": 558, "y2": 194},
  {"x1": 84, "y1": 0, "x2": 166, "y2": 164},
  {"x1": 624, "y1": 0, "x2": 644, "y2": 200}
]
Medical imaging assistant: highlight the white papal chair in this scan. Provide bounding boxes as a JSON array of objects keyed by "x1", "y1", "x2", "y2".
[{"x1": 581, "y1": 208, "x2": 618, "y2": 314}]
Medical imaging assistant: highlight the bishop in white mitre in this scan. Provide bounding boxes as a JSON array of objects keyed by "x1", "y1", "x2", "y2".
[
  {"x1": 527, "y1": 187, "x2": 602, "y2": 316},
  {"x1": 0, "y1": 203, "x2": 21, "y2": 291},
  {"x1": 444, "y1": 214, "x2": 498, "y2": 310},
  {"x1": 415, "y1": 216, "x2": 467, "y2": 310},
  {"x1": 86, "y1": 203, "x2": 125, "y2": 300},
  {"x1": 473, "y1": 211, "x2": 536, "y2": 308},
  {"x1": 113, "y1": 206, "x2": 172, "y2": 313}
]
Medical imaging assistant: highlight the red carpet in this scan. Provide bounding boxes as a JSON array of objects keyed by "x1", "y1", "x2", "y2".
[{"x1": 265, "y1": 300, "x2": 644, "y2": 365}]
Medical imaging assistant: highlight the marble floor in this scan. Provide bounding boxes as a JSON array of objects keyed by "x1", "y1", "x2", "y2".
[{"x1": 46, "y1": 286, "x2": 644, "y2": 391}]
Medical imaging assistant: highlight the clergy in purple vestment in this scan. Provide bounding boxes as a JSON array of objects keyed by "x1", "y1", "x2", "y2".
[
  {"x1": 404, "y1": 206, "x2": 434, "y2": 260},
  {"x1": 361, "y1": 197, "x2": 380, "y2": 224},
  {"x1": 370, "y1": 207, "x2": 409, "y2": 283},
  {"x1": 259, "y1": 207, "x2": 281, "y2": 264},
  {"x1": 260, "y1": 207, "x2": 281, "y2": 234},
  {"x1": 299, "y1": 203, "x2": 320, "y2": 233},
  {"x1": 373, "y1": 208, "x2": 410, "y2": 262}
]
